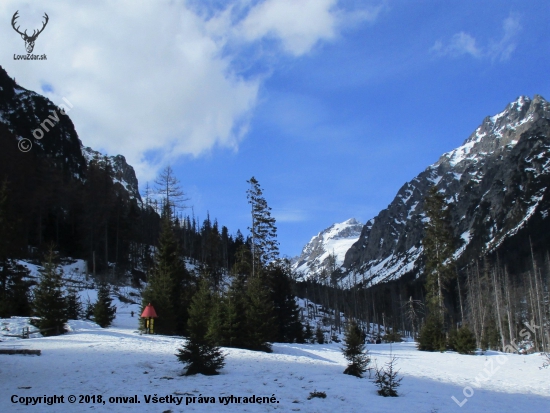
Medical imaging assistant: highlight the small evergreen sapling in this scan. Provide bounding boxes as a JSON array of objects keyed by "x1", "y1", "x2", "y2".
[
  {"x1": 84, "y1": 297, "x2": 94, "y2": 320},
  {"x1": 342, "y1": 321, "x2": 370, "y2": 378},
  {"x1": 374, "y1": 354, "x2": 402, "y2": 397}
]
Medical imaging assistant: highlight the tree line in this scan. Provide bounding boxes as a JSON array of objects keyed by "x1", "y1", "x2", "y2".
[
  {"x1": 142, "y1": 176, "x2": 303, "y2": 375},
  {"x1": 295, "y1": 186, "x2": 549, "y2": 355}
]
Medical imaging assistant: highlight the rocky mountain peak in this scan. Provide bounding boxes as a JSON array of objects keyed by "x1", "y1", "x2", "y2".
[
  {"x1": 438, "y1": 95, "x2": 550, "y2": 169},
  {"x1": 82, "y1": 147, "x2": 142, "y2": 202},
  {"x1": 341, "y1": 94, "x2": 550, "y2": 287},
  {"x1": 291, "y1": 218, "x2": 363, "y2": 280}
]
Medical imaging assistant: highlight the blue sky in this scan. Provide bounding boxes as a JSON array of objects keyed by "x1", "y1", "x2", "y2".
[{"x1": 3, "y1": 0, "x2": 549, "y2": 257}]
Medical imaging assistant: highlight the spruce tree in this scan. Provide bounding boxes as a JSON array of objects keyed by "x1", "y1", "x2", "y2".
[
  {"x1": 245, "y1": 273, "x2": 276, "y2": 352},
  {"x1": 0, "y1": 260, "x2": 31, "y2": 318},
  {"x1": 219, "y1": 273, "x2": 248, "y2": 348},
  {"x1": 93, "y1": 283, "x2": 116, "y2": 328},
  {"x1": 423, "y1": 186, "x2": 456, "y2": 318},
  {"x1": 176, "y1": 276, "x2": 225, "y2": 375},
  {"x1": 32, "y1": 250, "x2": 68, "y2": 336},
  {"x1": 246, "y1": 177, "x2": 279, "y2": 273},
  {"x1": 421, "y1": 185, "x2": 456, "y2": 349},
  {"x1": 205, "y1": 290, "x2": 224, "y2": 345},
  {"x1": 0, "y1": 181, "x2": 31, "y2": 318},
  {"x1": 266, "y1": 260, "x2": 304, "y2": 343},
  {"x1": 342, "y1": 321, "x2": 370, "y2": 378},
  {"x1": 417, "y1": 316, "x2": 446, "y2": 351},
  {"x1": 66, "y1": 288, "x2": 83, "y2": 320},
  {"x1": 142, "y1": 215, "x2": 192, "y2": 335},
  {"x1": 213, "y1": 246, "x2": 252, "y2": 348},
  {"x1": 450, "y1": 325, "x2": 477, "y2": 354}
]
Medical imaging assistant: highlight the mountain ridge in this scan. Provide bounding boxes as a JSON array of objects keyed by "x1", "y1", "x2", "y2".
[{"x1": 292, "y1": 95, "x2": 550, "y2": 286}]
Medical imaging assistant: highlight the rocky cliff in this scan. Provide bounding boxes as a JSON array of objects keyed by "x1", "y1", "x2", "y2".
[{"x1": 342, "y1": 95, "x2": 550, "y2": 286}]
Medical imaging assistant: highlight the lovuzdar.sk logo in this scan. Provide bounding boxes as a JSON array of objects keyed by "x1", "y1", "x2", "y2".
[{"x1": 12, "y1": 10, "x2": 49, "y2": 60}]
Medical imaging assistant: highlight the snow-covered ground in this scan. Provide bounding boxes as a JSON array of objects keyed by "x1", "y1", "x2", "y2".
[{"x1": 1, "y1": 308, "x2": 548, "y2": 412}]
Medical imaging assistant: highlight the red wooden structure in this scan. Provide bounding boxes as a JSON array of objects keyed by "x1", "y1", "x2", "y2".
[{"x1": 141, "y1": 303, "x2": 158, "y2": 334}]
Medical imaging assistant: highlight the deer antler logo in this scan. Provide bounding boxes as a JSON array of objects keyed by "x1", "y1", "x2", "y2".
[{"x1": 11, "y1": 11, "x2": 49, "y2": 54}]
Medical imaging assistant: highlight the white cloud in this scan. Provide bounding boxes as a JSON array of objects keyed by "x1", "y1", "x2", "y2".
[
  {"x1": 238, "y1": 0, "x2": 338, "y2": 56},
  {"x1": 1, "y1": 0, "x2": 381, "y2": 182},
  {"x1": 431, "y1": 32, "x2": 481, "y2": 58},
  {"x1": 489, "y1": 14, "x2": 521, "y2": 61},
  {"x1": 431, "y1": 14, "x2": 521, "y2": 62}
]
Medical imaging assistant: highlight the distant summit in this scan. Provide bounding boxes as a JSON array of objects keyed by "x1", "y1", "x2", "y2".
[{"x1": 291, "y1": 218, "x2": 363, "y2": 281}]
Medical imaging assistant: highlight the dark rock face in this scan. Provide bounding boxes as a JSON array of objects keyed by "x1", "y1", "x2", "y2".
[
  {"x1": 0, "y1": 65, "x2": 86, "y2": 178},
  {"x1": 343, "y1": 95, "x2": 550, "y2": 285},
  {"x1": 82, "y1": 147, "x2": 142, "y2": 203},
  {"x1": 0, "y1": 65, "x2": 141, "y2": 204}
]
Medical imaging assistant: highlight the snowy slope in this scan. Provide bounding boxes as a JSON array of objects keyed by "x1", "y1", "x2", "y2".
[
  {"x1": 291, "y1": 218, "x2": 363, "y2": 281},
  {"x1": 0, "y1": 316, "x2": 548, "y2": 412}
]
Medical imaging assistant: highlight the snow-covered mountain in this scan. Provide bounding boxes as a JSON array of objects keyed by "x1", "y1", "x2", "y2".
[
  {"x1": 342, "y1": 95, "x2": 550, "y2": 286},
  {"x1": 291, "y1": 218, "x2": 363, "y2": 281}
]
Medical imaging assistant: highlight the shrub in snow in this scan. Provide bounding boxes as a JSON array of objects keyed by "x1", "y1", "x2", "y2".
[
  {"x1": 383, "y1": 330, "x2": 402, "y2": 343},
  {"x1": 448, "y1": 325, "x2": 477, "y2": 354},
  {"x1": 177, "y1": 340, "x2": 226, "y2": 376},
  {"x1": 374, "y1": 356, "x2": 402, "y2": 397},
  {"x1": 342, "y1": 321, "x2": 371, "y2": 378},
  {"x1": 417, "y1": 316, "x2": 445, "y2": 352},
  {"x1": 307, "y1": 390, "x2": 327, "y2": 400},
  {"x1": 540, "y1": 353, "x2": 550, "y2": 370},
  {"x1": 84, "y1": 297, "x2": 94, "y2": 320},
  {"x1": 315, "y1": 324, "x2": 325, "y2": 344}
]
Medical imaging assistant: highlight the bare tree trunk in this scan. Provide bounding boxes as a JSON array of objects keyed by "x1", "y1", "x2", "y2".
[
  {"x1": 530, "y1": 239, "x2": 545, "y2": 351},
  {"x1": 457, "y1": 270, "x2": 464, "y2": 323},
  {"x1": 476, "y1": 261, "x2": 487, "y2": 347},
  {"x1": 536, "y1": 268, "x2": 547, "y2": 352},
  {"x1": 527, "y1": 281, "x2": 539, "y2": 352},
  {"x1": 492, "y1": 267, "x2": 506, "y2": 350},
  {"x1": 504, "y1": 267, "x2": 515, "y2": 347},
  {"x1": 466, "y1": 266, "x2": 479, "y2": 343}
]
